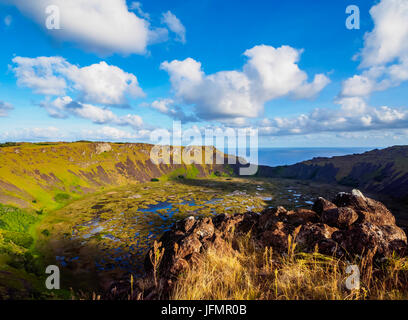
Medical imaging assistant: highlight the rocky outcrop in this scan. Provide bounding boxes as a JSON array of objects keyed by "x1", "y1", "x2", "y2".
[{"x1": 143, "y1": 189, "x2": 407, "y2": 295}]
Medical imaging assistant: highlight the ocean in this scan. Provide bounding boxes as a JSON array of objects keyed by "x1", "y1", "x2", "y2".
[{"x1": 237, "y1": 147, "x2": 374, "y2": 167}]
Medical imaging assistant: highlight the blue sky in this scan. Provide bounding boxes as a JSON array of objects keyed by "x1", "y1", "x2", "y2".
[{"x1": 0, "y1": 0, "x2": 408, "y2": 147}]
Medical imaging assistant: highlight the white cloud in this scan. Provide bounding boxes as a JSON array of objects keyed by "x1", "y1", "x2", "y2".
[
  {"x1": 258, "y1": 97, "x2": 408, "y2": 136},
  {"x1": 80, "y1": 126, "x2": 151, "y2": 141},
  {"x1": 147, "y1": 98, "x2": 198, "y2": 122},
  {"x1": 151, "y1": 98, "x2": 174, "y2": 113},
  {"x1": 0, "y1": 127, "x2": 62, "y2": 142},
  {"x1": 0, "y1": 101, "x2": 13, "y2": 117},
  {"x1": 161, "y1": 11, "x2": 186, "y2": 43},
  {"x1": 12, "y1": 56, "x2": 69, "y2": 95},
  {"x1": 41, "y1": 96, "x2": 144, "y2": 128},
  {"x1": 5, "y1": 0, "x2": 167, "y2": 55},
  {"x1": 12, "y1": 56, "x2": 144, "y2": 105},
  {"x1": 161, "y1": 45, "x2": 330, "y2": 122},
  {"x1": 64, "y1": 61, "x2": 145, "y2": 105},
  {"x1": 4, "y1": 15, "x2": 12, "y2": 27},
  {"x1": 130, "y1": 2, "x2": 150, "y2": 20},
  {"x1": 81, "y1": 126, "x2": 138, "y2": 140},
  {"x1": 341, "y1": 0, "x2": 408, "y2": 97},
  {"x1": 40, "y1": 96, "x2": 71, "y2": 118},
  {"x1": 359, "y1": 0, "x2": 408, "y2": 67},
  {"x1": 243, "y1": 45, "x2": 330, "y2": 100}
]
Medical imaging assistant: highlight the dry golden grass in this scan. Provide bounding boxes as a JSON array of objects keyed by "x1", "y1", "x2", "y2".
[{"x1": 171, "y1": 234, "x2": 408, "y2": 300}]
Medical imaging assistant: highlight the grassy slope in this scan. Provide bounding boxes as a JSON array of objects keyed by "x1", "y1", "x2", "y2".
[
  {"x1": 0, "y1": 142, "x2": 233, "y2": 298},
  {"x1": 0, "y1": 142, "x2": 231, "y2": 211}
]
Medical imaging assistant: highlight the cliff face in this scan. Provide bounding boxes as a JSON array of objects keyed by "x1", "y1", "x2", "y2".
[
  {"x1": 0, "y1": 142, "x2": 234, "y2": 210},
  {"x1": 257, "y1": 146, "x2": 408, "y2": 202}
]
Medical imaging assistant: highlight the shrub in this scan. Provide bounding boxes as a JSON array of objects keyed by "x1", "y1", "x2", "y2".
[
  {"x1": 54, "y1": 193, "x2": 71, "y2": 203},
  {"x1": 150, "y1": 178, "x2": 160, "y2": 182},
  {"x1": 0, "y1": 205, "x2": 38, "y2": 233},
  {"x1": 1, "y1": 230, "x2": 34, "y2": 249}
]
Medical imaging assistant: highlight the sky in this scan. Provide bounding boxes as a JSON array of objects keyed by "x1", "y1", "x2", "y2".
[{"x1": 0, "y1": 0, "x2": 408, "y2": 148}]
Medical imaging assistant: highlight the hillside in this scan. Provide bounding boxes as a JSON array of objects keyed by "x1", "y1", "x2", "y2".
[
  {"x1": 257, "y1": 146, "x2": 408, "y2": 203},
  {"x1": 0, "y1": 142, "x2": 234, "y2": 211}
]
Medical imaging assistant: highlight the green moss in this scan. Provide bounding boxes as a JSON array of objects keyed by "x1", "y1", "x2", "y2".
[
  {"x1": 1, "y1": 230, "x2": 34, "y2": 249},
  {"x1": 0, "y1": 205, "x2": 39, "y2": 233}
]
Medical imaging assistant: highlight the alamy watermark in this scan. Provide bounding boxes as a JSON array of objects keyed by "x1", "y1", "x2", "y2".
[
  {"x1": 149, "y1": 121, "x2": 258, "y2": 176},
  {"x1": 45, "y1": 265, "x2": 60, "y2": 290},
  {"x1": 345, "y1": 5, "x2": 360, "y2": 30},
  {"x1": 45, "y1": 5, "x2": 60, "y2": 30},
  {"x1": 345, "y1": 264, "x2": 360, "y2": 290}
]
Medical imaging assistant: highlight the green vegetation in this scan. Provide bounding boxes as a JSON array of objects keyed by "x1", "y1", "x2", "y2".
[
  {"x1": 0, "y1": 142, "x2": 18, "y2": 148},
  {"x1": 0, "y1": 204, "x2": 51, "y2": 299},
  {"x1": 54, "y1": 193, "x2": 71, "y2": 203},
  {"x1": 0, "y1": 205, "x2": 38, "y2": 233},
  {"x1": 160, "y1": 164, "x2": 201, "y2": 181}
]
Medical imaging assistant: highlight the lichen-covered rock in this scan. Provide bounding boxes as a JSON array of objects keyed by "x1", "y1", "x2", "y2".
[
  {"x1": 332, "y1": 222, "x2": 407, "y2": 257},
  {"x1": 295, "y1": 223, "x2": 338, "y2": 251},
  {"x1": 321, "y1": 207, "x2": 358, "y2": 229},
  {"x1": 332, "y1": 189, "x2": 396, "y2": 226},
  {"x1": 140, "y1": 189, "x2": 407, "y2": 298}
]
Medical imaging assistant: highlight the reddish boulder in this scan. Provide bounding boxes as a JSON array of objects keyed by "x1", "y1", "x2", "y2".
[
  {"x1": 295, "y1": 223, "x2": 338, "y2": 251},
  {"x1": 312, "y1": 197, "x2": 337, "y2": 215},
  {"x1": 260, "y1": 221, "x2": 291, "y2": 252},
  {"x1": 332, "y1": 222, "x2": 407, "y2": 257},
  {"x1": 287, "y1": 209, "x2": 319, "y2": 225},
  {"x1": 321, "y1": 207, "x2": 358, "y2": 229},
  {"x1": 332, "y1": 189, "x2": 396, "y2": 226},
  {"x1": 139, "y1": 190, "x2": 407, "y2": 299},
  {"x1": 259, "y1": 206, "x2": 287, "y2": 230}
]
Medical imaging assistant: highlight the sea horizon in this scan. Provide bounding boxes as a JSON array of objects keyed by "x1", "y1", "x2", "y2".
[{"x1": 235, "y1": 147, "x2": 376, "y2": 167}]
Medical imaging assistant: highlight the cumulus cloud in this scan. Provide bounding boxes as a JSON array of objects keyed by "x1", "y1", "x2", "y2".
[
  {"x1": 258, "y1": 97, "x2": 408, "y2": 136},
  {"x1": 64, "y1": 61, "x2": 145, "y2": 105},
  {"x1": 41, "y1": 96, "x2": 144, "y2": 128},
  {"x1": 161, "y1": 45, "x2": 330, "y2": 122},
  {"x1": 341, "y1": 0, "x2": 408, "y2": 97},
  {"x1": 147, "y1": 98, "x2": 198, "y2": 122},
  {"x1": 12, "y1": 56, "x2": 144, "y2": 105},
  {"x1": 4, "y1": 0, "x2": 167, "y2": 55},
  {"x1": 0, "y1": 101, "x2": 13, "y2": 117},
  {"x1": 161, "y1": 11, "x2": 186, "y2": 43},
  {"x1": 359, "y1": 0, "x2": 408, "y2": 67},
  {"x1": 12, "y1": 56, "x2": 69, "y2": 95}
]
